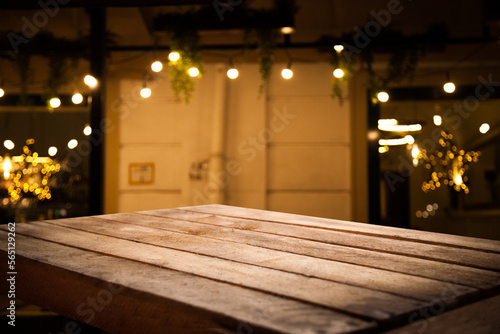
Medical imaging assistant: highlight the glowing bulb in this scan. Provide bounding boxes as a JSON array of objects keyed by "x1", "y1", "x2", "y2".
[
  {"x1": 378, "y1": 146, "x2": 388, "y2": 153},
  {"x1": 411, "y1": 145, "x2": 420, "y2": 158},
  {"x1": 83, "y1": 125, "x2": 92, "y2": 136},
  {"x1": 151, "y1": 60, "x2": 163, "y2": 72},
  {"x1": 48, "y1": 146, "x2": 58, "y2": 156},
  {"x1": 3, "y1": 156, "x2": 12, "y2": 177},
  {"x1": 454, "y1": 172, "x2": 463, "y2": 186},
  {"x1": 433, "y1": 115, "x2": 442, "y2": 126},
  {"x1": 443, "y1": 82, "x2": 455, "y2": 93},
  {"x1": 84, "y1": 75, "x2": 98, "y2": 87},
  {"x1": 0, "y1": 88, "x2": 4, "y2": 97},
  {"x1": 377, "y1": 91, "x2": 389, "y2": 102},
  {"x1": 280, "y1": 26, "x2": 295, "y2": 34},
  {"x1": 49, "y1": 97, "x2": 61, "y2": 108},
  {"x1": 68, "y1": 139, "x2": 78, "y2": 149},
  {"x1": 479, "y1": 123, "x2": 490, "y2": 134},
  {"x1": 281, "y1": 68, "x2": 293, "y2": 79},
  {"x1": 168, "y1": 52, "x2": 180, "y2": 62},
  {"x1": 3, "y1": 140, "x2": 14, "y2": 150},
  {"x1": 405, "y1": 135, "x2": 415, "y2": 145},
  {"x1": 227, "y1": 68, "x2": 239, "y2": 79},
  {"x1": 140, "y1": 87, "x2": 152, "y2": 98},
  {"x1": 333, "y1": 68, "x2": 344, "y2": 78},
  {"x1": 188, "y1": 67, "x2": 200, "y2": 77},
  {"x1": 334, "y1": 45, "x2": 344, "y2": 52},
  {"x1": 72, "y1": 93, "x2": 83, "y2": 104}
]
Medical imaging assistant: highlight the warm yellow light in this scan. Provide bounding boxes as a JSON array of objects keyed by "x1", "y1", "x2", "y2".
[
  {"x1": 188, "y1": 67, "x2": 200, "y2": 77},
  {"x1": 333, "y1": 68, "x2": 344, "y2": 78},
  {"x1": 168, "y1": 52, "x2": 180, "y2": 62},
  {"x1": 433, "y1": 115, "x2": 442, "y2": 126},
  {"x1": 49, "y1": 97, "x2": 61, "y2": 108},
  {"x1": 72, "y1": 93, "x2": 83, "y2": 104},
  {"x1": 83, "y1": 125, "x2": 92, "y2": 136},
  {"x1": 453, "y1": 172, "x2": 463, "y2": 186},
  {"x1": 151, "y1": 60, "x2": 163, "y2": 72},
  {"x1": 0, "y1": 88, "x2": 4, "y2": 97},
  {"x1": 280, "y1": 27, "x2": 295, "y2": 34},
  {"x1": 378, "y1": 119, "x2": 398, "y2": 126},
  {"x1": 379, "y1": 138, "x2": 409, "y2": 146},
  {"x1": 411, "y1": 145, "x2": 420, "y2": 158},
  {"x1": 68, "y1": 139, "x2": 78, "y2": 149},
  {"x1": 140, "y1": 87, "x2": 152, "y2": 98},
  {"x1": 48, "y1": 146, "x2": 58, "y2": 156},
  {"x1": 281, "y1": 68, "x2": 293, "y2": 79},
  {"x1": 334, "y1": 45, "x2": 344, "y2": 52},
  {"x1": 378, "y1": 146, "x2": 389, "y2": 153},
  {"x1": 378, "y1": 123, "x2": 422, "y2": 132},
  {"x1": 443, "y1": 82, "x2": 455, "y2": 93},
  {"x1": 227, "y1": 68, "x2": 239, "y2": 79},
  {"x1": 479, "y1": 123, "x2": 490, "y2": 134},
  {"x1": 4, "y1": 140, "x2": 14, "y2": 150},
  {"x1": 377, "y1": 91, "x2": 389, "y2": 102},
  {"x1": 84, "y1": 75, "x2": 98, "y2": 87},
  {"x1": 405, "y1": 135, "x2": 415, "y2": 145}
]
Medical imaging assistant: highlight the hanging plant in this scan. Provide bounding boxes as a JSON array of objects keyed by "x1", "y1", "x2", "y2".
[{"x1": 253, "y1": 27, "x2": 278, "y2": 94}]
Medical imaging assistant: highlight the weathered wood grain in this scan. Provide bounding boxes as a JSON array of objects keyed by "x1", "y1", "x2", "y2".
[
  {"x1": 5, "y1": 221, "x2": 430, "y2": 322},
  {"x1": 0, "y1": 231, "x2": 377, "y2": 334}
]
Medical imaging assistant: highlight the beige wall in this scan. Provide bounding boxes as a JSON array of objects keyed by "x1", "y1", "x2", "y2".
[{"x1": 110, "y1": 62, "x2": 354, "y2": 220}]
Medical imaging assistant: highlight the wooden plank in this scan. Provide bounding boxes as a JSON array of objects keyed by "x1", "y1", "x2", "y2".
[
  {"x1": 385, "y1": 294, "x2": 500, "y2": 334},
  {"x1": 102, "y1": 212, "x2": 500, "y2": 292},
  {"x1": 2, "y1": 222, "x2": 431, "y2": 322},
  {"x1": 178, "y1": 204, "x2": 500, "y2": 253},
  {"x1": 0, "y1": 231, "x2": 377, "y2": 334},
  {"x1": 146, "y1": 207, "x2": 500, "y2": 272},
  {"x1": 41, "y1": 215, "x2": 478, "y2": 304}
]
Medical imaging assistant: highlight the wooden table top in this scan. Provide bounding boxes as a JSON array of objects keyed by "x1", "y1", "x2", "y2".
[{"x1": 1, "y1": 204, "x2": 500, "y2": 333}]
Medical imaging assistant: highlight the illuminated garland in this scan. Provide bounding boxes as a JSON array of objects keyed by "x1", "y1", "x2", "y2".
[{"x1": 416, "y1": 130, "x2": 479, "y2": 193}]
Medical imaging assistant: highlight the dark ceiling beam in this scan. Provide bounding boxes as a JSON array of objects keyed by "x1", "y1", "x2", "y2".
[{"x1": 0, "y1": 0, "x2": 213, "y2": 10}]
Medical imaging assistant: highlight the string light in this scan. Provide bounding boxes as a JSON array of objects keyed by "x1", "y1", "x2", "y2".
[
  {"x1": 333, "y1": 68, "x2": 344, "y2": 78},
  {"x1": 48, "y1": 146, "x2": 58, "y2": 156},
  {"x1": 3, "y1": 140, "x2": 14, "y2": 150},
  {"x1": 168, "y1": 52, "x2": 180, "y2": 62},
  {"x1": 377, "y1": 91, "x2": 389, "y2": 102},
  {"x1": 188, "y1": 67, "x2": 200, "y2": 77},
  {"x1": 83, "y1": 125, "x2": 92, "y2": 136},
  {"x1": 68, "y1": 139, "x2": 78, "y2": 149},
  {"x1": 378, "y1": 119, "x2": 398, "y2": 126},
  {"x1": 433, "y1": 115, "x2": 442, "y2": 126},
  {"x1": 72, "y1": 93, "x2": 83, "y2": 104},
  {"x1": 334, "y1": 45, "x2": 344, "y2": 52},
  {"x1": 49, "y1": 97, "x2": 61, "y2": 108},
  {"x1": 227, "y1": 68, "x2": 239, "y2": 79},
  {"x1": 378, "y1": 146, "x2": 389, "y2": 153},
  {"x1": 84, "y1": 75, "x2": 98, "y2": 88},
  {"x1": 479, "y1": 123, "x2": 490, "y2": 134},
  {"x1": 378, "y1": 123, "x2": 422, "y2": 132},
  {"x1": 151, "y1": 60, "x2": 163, "y2": 72},
  {"x1": 0, "y1": 88, "x2": 4, "y2": 98}
]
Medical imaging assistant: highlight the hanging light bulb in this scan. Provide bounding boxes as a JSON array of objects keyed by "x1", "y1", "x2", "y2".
[
  {"x1": 49, "y1": 97, "x2": 61, "y2": 108},
  {"x1": 281, "y1": 64, "x2": 293, "y2": 79},
  {"x1": 479, "y1": 123, "x2": 490, "y2": 134},
  {"x1": 84, "y1": 75, "x2": 98, "y2": 88},
  {"x1": 68, "y1": 139, "x2": 78, "y2": 149},
  {"x1": 411, "y1": 144, "x2": 420, "y2": 159},
  {"x1": 227, "y1": 68, "x2": 239, "y2": 79},
  {"x1": 377, "y1": 91, "x2": 389, "y2": 102},
  {"x1": 433, "y1": 115, "x2": 442, "y2": 126},
  {"x1": 280, "y1": 27, "x2": 295, "y2": 34},
  {"x1": 443, "y1": 82, "x2": 455, "y2": 93},
  {"x1": 140, "y1": 87, "x2": 152, "y2": 98},
  {"x1": 334, "y1": 45, "x2": 344, "y2": 52},
  {"x1": 0, "y1": 88, "x2": 4, "y2": 98},
  {"x1": 168, "y1": 52, "x2": 180, "y2": 62},
  {"x1": 151, "y1": 60, "x2": 163, "y2": 72},
  {"x1": 48, "y1": 146, "x2": 58, "y2": 156},
  {"x1": 83, "y1": 124, "x2": 92, "y2": 136},
  {"x1": 2, "y1": 156, "x2": 12, "y2": 179},
  {"x1": 3, "y1": 140, "x2": 14, "y2": 150},
  {"x1": 72, "y1": 93, "x2": 83, "y2": 104},
  {"x1": 333, "y1": 68, "x2": 344, "y2": 78},
  {"x1": 188, "y1": 67, "x2": 200, "y2": 77}
]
